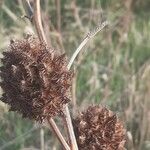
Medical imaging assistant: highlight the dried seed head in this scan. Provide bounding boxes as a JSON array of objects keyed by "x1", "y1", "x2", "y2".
[
  {"x1": 0, "y1": 35, "x2": 72, "y2": 122},
  {"x1": 73, "y1": 105, "x2": 126, "y2": 150}
]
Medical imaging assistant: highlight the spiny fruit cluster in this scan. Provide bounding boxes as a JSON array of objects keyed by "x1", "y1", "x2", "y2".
[
  {"x1": 73, "y1": 105, "x2": 126, "y2": 150},
  {"x1": 0, "y1": 35, "x2": 126, "y2": 149},
  {"x1": 0, "y1": 35, "x2": 72, "y2": 122}
]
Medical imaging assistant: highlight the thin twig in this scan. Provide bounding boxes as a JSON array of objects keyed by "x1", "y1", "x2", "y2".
[
  {"x1": 63, "y1": 104, "x2": 78, "y2": 150},
  {"x1": 72, "y1": 71, "x2": 77, "y2": 112},
  {"x1": 48, "y1": 118, "x2": 70, "y2": 150},
  {"x1": 2, "y1": 4, "x2": 17, "y2": 21},
  {"x1": 63, "y1": 21, "x2": 109, "y2": 150},
  {"x1": 67, "y1": 21, "x2": 108, "y2": 69},
  {"x1": 33, "y1": 0, "x2": 47, "y2": 42}
]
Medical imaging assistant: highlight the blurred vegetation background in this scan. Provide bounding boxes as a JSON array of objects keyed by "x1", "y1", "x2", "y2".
[{"x1": 0, "y1": 0, "x2": 150, "y2": 150}]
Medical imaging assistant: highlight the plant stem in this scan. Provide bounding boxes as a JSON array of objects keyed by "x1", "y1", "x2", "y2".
[
  {"x1": 63, "y1": 21, "x2": 109, "y2": 150},
  {"x1": 67, "y1": 21, "x2": 108, "y2": 70},
  {"x1": 33, "y1": 0, "x2": 47, "y2": 42},
  {"x1": 63, "y1": 105, "x2": 78, "y2": 150},
  {"x1": 48, "y1": 118, "x2": 70, "y2": 150}
]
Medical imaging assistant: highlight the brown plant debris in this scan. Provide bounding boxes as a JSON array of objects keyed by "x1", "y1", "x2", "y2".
[
  {"x1": 0, "y1": 35, "x2": 73, "y2": 122},
  {"x1": 73, "y1": 105, "x2": 126, "y2": 150}
]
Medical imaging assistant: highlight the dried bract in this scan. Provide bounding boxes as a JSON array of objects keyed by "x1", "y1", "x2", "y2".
[
  {"x1": 0, "y1": 35, "x2": 72, "y2": 122},
  {"x1": 73, "y1": 105, "x2": 126, "y2": 150}
]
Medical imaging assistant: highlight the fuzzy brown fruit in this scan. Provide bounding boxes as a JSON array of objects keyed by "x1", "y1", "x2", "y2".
[
  {"x1": 0, "y1": 35, "x2": 72, "y2": 122},
  {"x1": 73, "y1": 105, "x2": 126, "y2": 150}
]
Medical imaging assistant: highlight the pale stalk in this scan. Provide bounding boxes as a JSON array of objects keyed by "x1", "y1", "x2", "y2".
[
  {"x1": 63, "y1": 21, "x2": 109, "y2": 150},
  {"x1": 33, "y1": 0, "x2": 47, "y2": 42},
  {"x1": 48, "y1": 118, "x2": 70, "y2": 150},
  {"x1": 67, "y1": 21, "x2": 108, "y2": 70}
]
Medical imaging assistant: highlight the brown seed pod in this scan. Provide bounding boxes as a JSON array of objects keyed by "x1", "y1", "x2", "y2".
[
  {"x1": 0, "y1": 35, "x2": 73, "y2": 122},
  {"x1": 73, "y1": 105, "x2": 126, "y2": 150}
]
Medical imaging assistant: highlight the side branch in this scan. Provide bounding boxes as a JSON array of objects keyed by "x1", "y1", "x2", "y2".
[{"x1": 67, "y1": 21, "x2": 108, "y2": 70}]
